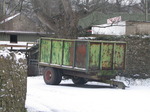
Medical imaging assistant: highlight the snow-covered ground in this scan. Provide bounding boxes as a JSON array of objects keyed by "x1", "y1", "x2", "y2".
[
  {"x1": 1, "y1": 49, "x2": 149, "y2": 112},
  {"x1": 26, "y1": 76, "x2": 150, "y2": 112}
]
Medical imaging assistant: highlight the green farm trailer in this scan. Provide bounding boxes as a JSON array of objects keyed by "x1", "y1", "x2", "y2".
[{"x1": 38, "y1": 38, "x2": 127, "y2": 89}]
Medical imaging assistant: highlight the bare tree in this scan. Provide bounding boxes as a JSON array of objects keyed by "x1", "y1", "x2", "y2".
[
  {"x1": 30, "y1": 0, "x2": 104, "y2": 38},
  {"x1": 0, "y1": 0, "x2": 25, "y2": 18},
  {"x1": 112, "y1": 0, "x2": 137, "y2": 12},
  {"x1": 1, "y1": 0, "x2": 141, "y2": 37},
  {"x1": 137, "y1": 0, "x2": 150, "y2": 13}
]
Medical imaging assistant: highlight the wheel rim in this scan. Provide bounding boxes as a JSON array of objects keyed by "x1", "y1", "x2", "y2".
[{"x1": 45, "y1": 70, "x2": 52, "y2": 81}]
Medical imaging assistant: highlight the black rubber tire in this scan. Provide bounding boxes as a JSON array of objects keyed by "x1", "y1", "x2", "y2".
[
  {"x1": 72, "y1": 77, "x2": 88, "y2": 85},
  {"x1": 43, "y1": 67, "x2": 62, "y2": 85},
  {"x1": 55, "y1": 69, "x2": 63, "y2": 84}
]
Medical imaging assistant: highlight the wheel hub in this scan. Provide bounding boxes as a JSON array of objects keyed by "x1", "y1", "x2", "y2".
[{"x1": 46, "y1": 71, "x2": 52, "y2": 81}]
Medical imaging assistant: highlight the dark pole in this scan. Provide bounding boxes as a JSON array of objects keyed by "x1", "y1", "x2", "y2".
[
  {"x1": 145, "y1": 0, "x2": 148, "y2": 21},
  {"x1": 3, "y1": 0, "x2": 6, "y2": 15}
]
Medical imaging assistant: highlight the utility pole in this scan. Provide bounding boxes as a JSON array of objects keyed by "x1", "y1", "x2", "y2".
[
  {"x1": 3, "y1": 0, "x2": 6, "y2": 29},
  {"x1": 3, "y1": 0, "x2": 6, "y2": 15},
  {"x1": 145, "y1": 0, "x2": 148, "y2": 21}
]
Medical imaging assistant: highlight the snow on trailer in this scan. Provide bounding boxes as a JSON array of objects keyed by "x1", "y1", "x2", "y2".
[{"x1": 37, "y1": 38, "x2": 127, "y2": 89}]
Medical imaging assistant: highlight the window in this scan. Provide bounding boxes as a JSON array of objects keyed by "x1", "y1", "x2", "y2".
[{"x1": 10, "y1": 35, "x2": 17, "y2": 43}]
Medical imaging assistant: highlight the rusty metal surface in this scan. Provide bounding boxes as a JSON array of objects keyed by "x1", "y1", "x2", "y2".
[
  {"x1": 102, "y1": 43, "x2": 114, "y2": 70},
  {"x1": 89, "y1": 42, "x2": 100, "y2": 70},
  {"x1": 114, "y1": 43, "x2": 126, "y2": 70},
  {"x1": 39, "y1": 38, "x2": 126, "y2": 75},
  {"x1": 75, "y1": 41, "x2": 87, "y2": 69}
]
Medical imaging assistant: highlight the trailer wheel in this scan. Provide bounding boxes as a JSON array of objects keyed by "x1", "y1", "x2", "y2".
[
  {"x1": 43, "y1": 67, "x2": 62, "y2": 85},
  {"x1": 72, "y1": 77, "x2": 88, "y2": 85}
]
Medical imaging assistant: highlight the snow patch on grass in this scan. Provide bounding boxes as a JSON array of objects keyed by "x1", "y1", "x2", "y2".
[{"x1": 116, "y1": 76, "x2": 150, "y2": 86}]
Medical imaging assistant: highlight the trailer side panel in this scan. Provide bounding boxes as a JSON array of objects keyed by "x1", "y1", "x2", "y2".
[{"x1": 39, "y1": 38, "x2": 126, "y2": 76}]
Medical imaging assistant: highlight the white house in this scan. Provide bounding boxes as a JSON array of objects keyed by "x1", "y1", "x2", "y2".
[
  {"x1": 92, "y1": 21, "x2": 150, "y2": 36},
  {"x1": 0, "y1": 13, "x2": 52, "y2": 51},
  {"x1": 0, "y1": 30, "x2": 51, "y2": 51}
]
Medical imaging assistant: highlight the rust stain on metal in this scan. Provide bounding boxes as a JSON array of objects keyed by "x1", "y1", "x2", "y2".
[
  {"x1": 75, "y1": 42, "x2": 87, "y2": 68},
  {"x1": 89, "y1": 43, "x2": 100, "y2": 70},
  {"x1": 69, "y1": 42, "x2": 74, "y2": 66},
  {"x1": 102, "y1": 43, "x2": 113, "y2": 70},
  {"x1": 114, "y1": 43, "x2": 126, "y2": 70},
  {"x1": 39, "y1": 38, "x2": 126, "y2": 76}
]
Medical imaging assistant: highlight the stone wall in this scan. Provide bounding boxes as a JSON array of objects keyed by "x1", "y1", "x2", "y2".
[{"x1": 0, "y1": 53, "x2": 27, "y2": 112}]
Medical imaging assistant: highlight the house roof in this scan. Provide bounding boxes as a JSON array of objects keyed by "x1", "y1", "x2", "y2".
[
  {"x1": 0, "y1": 13, "x2": 20, "y2": 24},
  {"x1": 92, "y1": 21, "x2": 126, "y2": 28},
  {"x1": 92, "y1": 20, "x2": 150, "y2": 27},
  {"x1": 0, "y1": 30, "x2": 53, "y2": 36}
]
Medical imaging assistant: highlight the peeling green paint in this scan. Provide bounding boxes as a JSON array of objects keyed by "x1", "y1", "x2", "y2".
[
  {"x1": 51, "y1": 40, "x2": 63, "y2": 65},
  {"x1": 63, "y1": 41, "x2": 74, "y2": 66},
  {"x1": 89, "y1": 43, "x2": 100, "y2": 69},
  {"x1": 40, "y1": 39, "x2": 51, "y2": 63},
  {"x1": 102, "y1": 44, "x2": 113, "y2": 69},
  {"x1": 39, "y1": 38, "x2": 126, "y2": 77},
  {"x1": 114, "y1": 44, "x2": 125, "y2": 69}
]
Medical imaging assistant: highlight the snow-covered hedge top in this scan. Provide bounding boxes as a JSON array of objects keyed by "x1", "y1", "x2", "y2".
[{"x1": 0, "y1": 49, "x2": 26, "y2": 63}]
